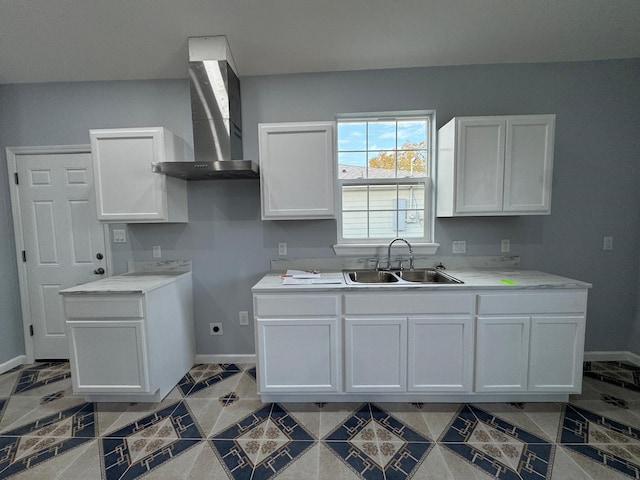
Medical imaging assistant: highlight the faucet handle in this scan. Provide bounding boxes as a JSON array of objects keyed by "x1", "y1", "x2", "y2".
[{"x1": 399, "y1": 259, "x2": 404, "y2": 271}]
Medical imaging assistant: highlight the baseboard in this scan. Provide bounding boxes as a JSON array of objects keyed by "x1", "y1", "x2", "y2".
[
  {"x1": 194, "y1": 354, "x2": 256, "y2": 365},
  {"x1": 584, "y1": 350, "x2": 640, "y2": 365},
  {"x1": 0, "y1": 355, "x2": 27, "y2": 375}
]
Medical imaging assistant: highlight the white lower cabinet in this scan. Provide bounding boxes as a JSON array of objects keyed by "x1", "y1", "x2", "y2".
[
  {"x1": 253, "y1": 287, "x2": 587, "y2": 401},
  {"x1": 408, "y1": 316, "x2": 473, "y2": 392},
  {"x1": 475, "y1": 291, "x2": 587, "y2": 394},
  {"x1": 257, "y1": 318, "x2": 340, "y2": 393},
  {"x1": 528, "y1": 315, "x2": 585, "y2": 392},
  {"x1": 254, "y1": 294, "x2": 341, "y2": 394},
  {"x1": 63, "y1": 274, "x2": 194, "y2": 402},
  {"x1": 67, "y1": 319, "x2": 149, "y2": 392},
  {"x1": 345, "y1": 317, "x2": 407, "y2": 392},
  {"x1": 475, "y1": 316, "x2": 530, "y2": 392}
]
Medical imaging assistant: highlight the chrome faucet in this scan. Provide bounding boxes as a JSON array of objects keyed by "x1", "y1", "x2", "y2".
[{"x1": 386, "y1": 237, "x2": 414, "y2": 271}]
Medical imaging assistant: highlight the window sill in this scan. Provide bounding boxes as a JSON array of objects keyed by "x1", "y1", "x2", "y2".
[{"x1": 333, "y1": 243, "x2": 439, "y2": 257}]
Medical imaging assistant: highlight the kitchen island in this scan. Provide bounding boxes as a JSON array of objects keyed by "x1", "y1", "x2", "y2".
[
  {"x1": 60, "y1": 263, "x2": 194, "y2": 403},
  {"x1": 252, "y1": 267, "x2": 591, "y2": 403}
]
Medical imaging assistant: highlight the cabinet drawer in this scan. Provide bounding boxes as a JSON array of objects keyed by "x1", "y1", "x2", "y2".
[
  {"x1": 344, "y1": 293, "x2": 474, "y2": 315},
  {"x1": 64, "y1": 295, "x2": 144, "y2": 319},
  {"x1": 477, "y1": 290, "x2": 587, "y2": 314},
  {"x1": 254, "y1": 294, "x2": 339, "y2": 317}
]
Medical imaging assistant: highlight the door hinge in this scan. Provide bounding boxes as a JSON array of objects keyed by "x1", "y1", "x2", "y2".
[
  {"x1": 14, "y1": 172, "x2": 19, "y2": 185},
  {"x1": 22, "y1": 250, "x2": 27, "y2": 262},
  {"x1": 29, "y1": 325, "x2": 34, "y2": 336}
]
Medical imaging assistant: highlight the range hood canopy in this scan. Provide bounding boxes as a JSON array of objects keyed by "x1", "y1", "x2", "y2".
[{"x1": 153, "y1": 36, "x2": 259, "y2": 180}]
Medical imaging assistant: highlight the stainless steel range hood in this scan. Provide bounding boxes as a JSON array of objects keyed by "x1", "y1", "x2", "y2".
[{"x1": 152, "y1": 36, "x2": 259, "y2": 180}]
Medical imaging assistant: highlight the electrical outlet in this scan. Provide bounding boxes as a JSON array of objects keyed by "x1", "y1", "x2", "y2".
[
  {"x1": 603, "y1": 236, "x2": 613, "y2": 251},
  {"x1": 152, "y1": 245, "x2": 161, "y2": 258},
  {"x1": 452, "y1": 241, "x2": 466, "y2": 254},
  {"x1": 501, "y1": 239, "x2": 511, "y2": 253},
  {"x1": 209, "y1": 322, "x2": 223, "y2": 335},
  {"x1": 239, "y1": 311, "x2": 249, "y2": 326},
  {"x1": 113, "y1": 229, "x2": 127, "y2": 243},
  {"x1": 278, "y1": 242, "x2": 287, "y2": 256}
]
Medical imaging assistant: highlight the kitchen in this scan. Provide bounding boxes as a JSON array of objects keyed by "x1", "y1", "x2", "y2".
[{"x1": 0, "y1": 2, "x2": 640, "y2": 479}]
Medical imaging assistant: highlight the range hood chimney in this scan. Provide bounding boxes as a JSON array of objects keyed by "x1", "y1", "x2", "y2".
[{"x1": 152, "y1": 36, "x2": 259, "y2": 180}]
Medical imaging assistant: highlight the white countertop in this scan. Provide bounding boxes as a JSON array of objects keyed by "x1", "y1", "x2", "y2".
[
  {"x1": 252, "y1": 268, "x2": 591, "y2": 292},
  {"x1": 59, "y1": 271, "x2": 190, "y2": 295}
]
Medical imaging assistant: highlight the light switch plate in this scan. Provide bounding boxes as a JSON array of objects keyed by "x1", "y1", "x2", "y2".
[
  {"x1": 501, "y1": 239, "x2": 510, "y2": 253},
  {"x1": 152, "y1": 245, "x2": 162, "y2": 258},
  {"x1": 603, "y1": 236, "x2": 613, "y2": 251},
  {"x1": 452, "y1": 241, "x2": 466, "y2": 254},
  {"x1": 113, "y1": 229, "x2": 127, "y2": 243},
  {"x1": 278, "y1": 242, "x2": 287, "y2": 256}
]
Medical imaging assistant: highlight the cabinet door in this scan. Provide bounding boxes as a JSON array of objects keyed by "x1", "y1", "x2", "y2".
[
  {"x1": 91, "y1": 127, "x2": 187, "y2": 223},
  {"x1": 455, "y1": 117, "x2": 505, "y2": 214},
  {"x1": 344, "y1": 317, "x2": 407, "y2": 392},
  {"x1": 67, "y1": 320, "x2": 150, "y2": 393},
  {"x1": 528, "y1": 315, "x2": 585, "y2": 392},
  {"x1": 257, "y1": 318, "x2": 340, "y2": 393},
  {"x1": 408, "y1": 316, "x2": 473, "y2": 392},
  {"x1": 259, "y1": 122, "x2": 335, "y2": 220},
  {"x1": 475, "y1": 316, "x2": 529, "y2": 392},
  {"x1": 503, "y1": 116, "x2": 555, "y2": 213}
]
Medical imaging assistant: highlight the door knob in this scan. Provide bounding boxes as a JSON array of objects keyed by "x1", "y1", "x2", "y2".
[
  {"x1": 96, "y1": 253, "x2": 104, "y2": 260},
  {"x1": 94, "y1": 267, "x2": 105, "y2": 275}
]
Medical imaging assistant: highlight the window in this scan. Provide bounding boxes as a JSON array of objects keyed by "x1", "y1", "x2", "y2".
[{"x1": 336, "y1": 113, "x2": 434, "y2": 248}]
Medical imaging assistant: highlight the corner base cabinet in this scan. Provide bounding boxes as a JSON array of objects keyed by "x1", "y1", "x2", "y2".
[
  {"x1": 90, "y1": 127, "x2": 189, "y2": 223},
  {"x1": 63, "y1": 273, "x2": 194, "y2": 402},
  {"x1": 253, "y1": 286, "x2": 587, "y2": 403}
]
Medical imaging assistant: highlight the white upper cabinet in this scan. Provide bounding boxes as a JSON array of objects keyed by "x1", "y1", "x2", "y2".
[
  {"x1": 90, "y1": 127, "x2": 189, "y2": 223},
  {"x1": 259, "y1": 122, "x2": 335, "y2": 220},
  {"x1": 437, "y1": 115, "x2": 555, "y2": 216}
]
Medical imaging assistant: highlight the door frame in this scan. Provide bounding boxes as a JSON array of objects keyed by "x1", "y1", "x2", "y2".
[{"x1": 6, "y1": 145, "x2": 112, "y2": 363}]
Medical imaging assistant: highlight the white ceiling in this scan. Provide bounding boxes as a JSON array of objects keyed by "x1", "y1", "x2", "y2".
[{"x1": 1, "y1": 0, "x2": 639, "y2": 84}]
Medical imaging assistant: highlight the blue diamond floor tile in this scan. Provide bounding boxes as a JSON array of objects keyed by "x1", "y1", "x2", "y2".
[
  {"x1": 0, "y1": 402, "x2": 95, "y2": 478},
  {"x1": 13, "y1": 362, "x2": 71, "y2": 394},
  {"x1": 323, "y1": 403, "x2": 432, "y2": 480},
  {"x1": 210, "y1": 402, "x2": 315, "y2": 480},
  {"x1": 178, "y1": 363, "x2": 242, "y2": 396},
  {"x1": 439, "y1": 404, "x2": 554, "y2": 480},
  {"x1": 101, "y1": 401, "x2": 204, "y2": 480},
  {"x1": 559, "y1": 403, "x2": 640, "y2": 479},
  {"x1": 583, "y1": 361, "x2": 640, "y2": 393}
]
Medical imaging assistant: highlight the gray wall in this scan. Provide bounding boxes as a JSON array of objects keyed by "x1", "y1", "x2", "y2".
[{"x1": 1, "y1": 59, "x2": 639, "y2": 363}]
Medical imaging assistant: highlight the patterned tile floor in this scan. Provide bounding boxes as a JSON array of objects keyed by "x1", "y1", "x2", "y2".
[{"x1": 1, "y1": 361, "x2": 640, "y2": 479}]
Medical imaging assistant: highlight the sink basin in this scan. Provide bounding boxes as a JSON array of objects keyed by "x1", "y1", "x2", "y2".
[
  {"x1": 343, "y1": 268, "x2": 463, "y2": 285},
  {"x1": 394, "y1": 269, "x2": 463, "y2": 284},
  {"x1": 345, "y1": 270, "x2": 399, "y2": 283}
]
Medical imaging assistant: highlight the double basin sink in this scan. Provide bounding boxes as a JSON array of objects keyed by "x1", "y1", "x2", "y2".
[{"x1": 343, "y1": 268, "x2": 463, "y2": 285}]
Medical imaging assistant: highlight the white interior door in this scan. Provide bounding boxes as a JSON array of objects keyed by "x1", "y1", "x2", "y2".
[{"x1": 11, "y1": 149, "x2": 107, "y2": 359}]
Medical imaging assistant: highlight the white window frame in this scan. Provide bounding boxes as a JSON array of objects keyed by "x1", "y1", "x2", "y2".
[{"x1": 333, "y1": 111, "x2": 439, "y2": 256}]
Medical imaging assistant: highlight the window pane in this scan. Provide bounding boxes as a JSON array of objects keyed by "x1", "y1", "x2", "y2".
[
  {"x1": 398, "y1": 210, "x2": 424, "y2": 238},
  {"x1": 338, "y1": 122, "x2": 366, "y2": 151},
  {"x1": 337, "y1": 114, "x2": 432, "y2": 243},
  {"x1": 397, "y1": 151, "x2": 427, "y2": 178},
  {"x1": 398, "y1": 184, "x2": 425, "y2": 207},
  {"x1": 342, "y1": 186, "x2": 368, "y2": 212},
  {"x1": 368, "y1": 121, "x2": 396, "y2": 150},
  {"x1": 368, "y1": 151, "x2": 396, "y2": 178},
  {"x1": 338, "y1": 152, "x2": 367, "y2": 179},
  {"x1": 369, "y1": 210, "x2": 397, "y2": 238},
  {"x1": 397, "y1": 120, "x2": 427, "y2": 149},
  {"x1": 342, "y1": 210, "x2": 368, "y2": 239},
  {"x1": 369, "y1": 185, "x2": 398, "y2": 211}
]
